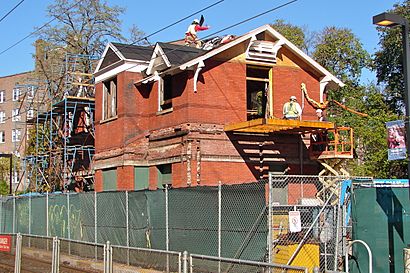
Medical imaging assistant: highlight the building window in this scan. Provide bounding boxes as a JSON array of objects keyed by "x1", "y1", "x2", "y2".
[
  {"x1": 12, "y1": 109, "x2": 20, "y2": 122},
  {"x1": 0, "y1": 91, "x2": 4, "y2": 103},
  {"x1": 12, "y1": 129, "x2": 21, "y2": 142},
  {"x1": 157, "y1": 164, "x2": 172, "y2": 188},
  {"x1": 27, "y1": 108, "x2": 34, "y2": 119},
  {"x1": 27, "y1": 86, "x2": 35, "y2": 99},
  {"x1": 102, "y1": 77, "x2": 117, "y2": 120},
  {"x1": 12, "y1": 88, "x2": 20, "y2": 101},
  {"x1": 0, "y1": 131, "x2": 5, "y2": 143},
  {"x1": 246, "y1": 65, "x2": 270, "y2": 120},
  {"x1": 0, "y1": 111, "x2": 5, "y2": 123},
  {"x1": 158, "y1": 75, "x2": 173, "y2": 111}
]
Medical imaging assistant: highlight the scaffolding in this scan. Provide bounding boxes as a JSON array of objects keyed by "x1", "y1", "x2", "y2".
[{"x1": 21, "y1": 53, "x2": 98, "y2": 192}]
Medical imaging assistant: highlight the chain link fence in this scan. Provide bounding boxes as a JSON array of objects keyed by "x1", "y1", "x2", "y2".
[{"x1": 0, "y1": 175, "x2": 358, "y2": 272}]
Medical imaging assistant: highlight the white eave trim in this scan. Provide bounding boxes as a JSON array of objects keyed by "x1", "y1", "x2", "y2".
[
  {"x1": 179, "y1": 24, "x2": 344, "y2": 88},
  {"x1": 94, "y1": 42, "x2": 126, "y2": 73},
  {"x1": 146, "y1": 44, "x2": 171, "y2": 75},
  {"x1": 95, "y1": 60, "x2": 148, "y2": 83}
]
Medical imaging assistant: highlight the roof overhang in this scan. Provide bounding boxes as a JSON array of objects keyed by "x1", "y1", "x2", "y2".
[
  {"x1": 224, "y1": 118, "x2": 335, "y2": 134},
  {"x1": 179, "y1": 24, "x2": 344, "y2": 88},
  {"x1": 94, "y1": 42, "x2": 126, "y2": 73}
]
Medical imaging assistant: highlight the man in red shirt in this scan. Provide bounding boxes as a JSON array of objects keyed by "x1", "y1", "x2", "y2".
[{"x1": 185, "y1": 19, "x2": 210, "y2": 48}]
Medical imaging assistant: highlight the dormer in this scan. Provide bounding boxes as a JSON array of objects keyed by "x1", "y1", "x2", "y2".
[{"x1": 146, "y1": 44, "x2": 171, "y2": 75}]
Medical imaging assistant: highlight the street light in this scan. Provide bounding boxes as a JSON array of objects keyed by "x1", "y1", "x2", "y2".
[{"x1": 373, "y1": 12, "x2": 410, "y2": 184}]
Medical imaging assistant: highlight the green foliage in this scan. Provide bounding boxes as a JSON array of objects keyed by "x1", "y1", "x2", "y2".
[
  {"x1": 328, "y1": 84, "x2": 406, "y2": 178},
  {"x1": 0, "y1": 180, "x2": 9, "y2": 196},
  {"x1": 313, "y1": 27, "x2": 371, "y2": 83},
  {"x1": 271, "y1": 19, "x2": 306, "y2": 51},
  {"x1": 373, "y1": 1, "x2": 410, "y2": 112}
]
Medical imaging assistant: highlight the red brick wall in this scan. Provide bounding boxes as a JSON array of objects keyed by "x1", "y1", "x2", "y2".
[
  {"x1": 272, "y1": 66, "x2": 320, "y2": 121},
  {"x1": 116, "y1": 165, "x2": 134, "y2": 191},
  {"x1": 94, "y1": 170, "x2": 103, "y2": 192}
]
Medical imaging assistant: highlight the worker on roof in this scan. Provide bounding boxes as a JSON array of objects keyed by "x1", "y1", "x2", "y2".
[
  {"x1": 185, "y1": 19, "x2": 210, "y2": 48},
  {"x1": 283, "y1": 96, "x2": 302, "y2": 120}
]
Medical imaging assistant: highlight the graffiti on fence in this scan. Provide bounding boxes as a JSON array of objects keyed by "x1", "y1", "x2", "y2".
[
  {"x1": 48, "y1": 204, "x2": 82, "y2": 239},
  {"x1": 16, "y1": 201, "x2": 29, "y2": 232}
]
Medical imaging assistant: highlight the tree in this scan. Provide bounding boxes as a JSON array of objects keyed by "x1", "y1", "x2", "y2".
[
  {"x1": 271, "y1": 19, "x2": 306, "y2": 50},
  {"x1": 37, "y1": 0, "x2": 126, "y2": 56},
  {"x1": 373, "y1": 1, "x2": 410, "y2": 112},
  {"x1": 313, "y1": 27, "x2": 370, "y2": 83}
]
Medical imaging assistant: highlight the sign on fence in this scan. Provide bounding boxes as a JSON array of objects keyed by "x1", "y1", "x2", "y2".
[
  {"x1": 289, "y1": 211, "x2": 301, "y2": 233},
  {"x1": 0, "y1": 235, "x2": 11, "y2": 252}
]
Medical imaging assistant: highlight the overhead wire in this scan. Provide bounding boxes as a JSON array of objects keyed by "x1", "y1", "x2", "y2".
[
  {"x1": 0, "y1": 0, "x2": 25, "y2": 24},
  {"x1": 107, "y1": 0, "x2": 299, "y2": 74},
  {"x1": 0, "y1": 0, "x2": 84, "y2": 56}
]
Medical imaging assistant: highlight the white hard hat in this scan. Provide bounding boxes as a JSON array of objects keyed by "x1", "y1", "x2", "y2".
[
  {"x1": 316, "y1": 109, "x2": 323, "y2": 113},
  {"x1": 193, "y1": 19, "x2": 200, "y2": 24},
  {"x1": 290, "y1": 96, "x2": 297, "y2": 100}
]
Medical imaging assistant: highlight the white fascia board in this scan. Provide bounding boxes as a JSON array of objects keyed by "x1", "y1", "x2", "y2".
[
  {"x1": 94, "y1": 42, "x2": 126, "y2": 73},
  {"x1": 95, "y1": 61, "x2": 148, "y2": 83},
  {"x1": 146, "y1": 44, "x2": 171, "y2": 75},
  {"x1": 178, "y1": 24, "x2": 344, "y2": 88}
]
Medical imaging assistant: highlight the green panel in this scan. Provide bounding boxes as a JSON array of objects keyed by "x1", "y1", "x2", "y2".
[
  {"x1": 103, "y1": 168, "x2": 117, "y2": 191},
  {"x1": 31, "y1": 196, "x2": 47, "y2": 236},
  {"x1": 134, "y1": 166, "x2": 149, "y2": 190},
  {"x1": 128, "y1": 191, "x2": 150, "y2": 247},
  {"x1": 96, "y1": 191, "x2": 126, "y2": 245},
  {"x1": 351, "y1": 187, "x2": 410, "y2": 273}
]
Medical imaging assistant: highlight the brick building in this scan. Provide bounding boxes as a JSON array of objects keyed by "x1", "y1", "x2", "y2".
[{"x1": 93, "y1": 25, "x2": 344, "y2": 192}]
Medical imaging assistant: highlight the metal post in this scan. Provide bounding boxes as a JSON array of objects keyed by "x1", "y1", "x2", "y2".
[
  {"x1": 67, "y1": 193, "x2": 71, "y2": 255},
  {"x1": 268, "y1": 173, "x2": 273, "y2": 264},
  {"x1": 402, "y1": 22, "x2": 410, "y2": 200},
  {"x1": 12, "y1": 196, "x2": 16, "y2": 234},
  {"x1": 28, "y1": 195, "x2": 31, "y2": 247},
  {"x1": 104, "y1": 241, "x2": 112, "y2": 273},
  {"x1": 334, "y1": 200, "x2": 342, "y2": 271},
  {"x1": 46, "y1": 192, "x2": 49, "y2": 237},
  {"x1": 126, "y1": 191, "x2": 129, "y2": 265},
  {"x1": 52, "y1": 236, "x2": 60, "y2": 273},
  {"x1": 14, "y1": 233, "x2": 22, "y2": 273},
  {"x1": 218, "y1": 181, "x2": 221, "y2": 273},
  {"x1": 182, "y1": 250, "x2": 188, "y2": 273},
  {"x1": 165, "y1": 185, "x2": 170, "y2": 273},
  {"x1": 94, "y1": 191, "x2": 97, "y2": 260}
]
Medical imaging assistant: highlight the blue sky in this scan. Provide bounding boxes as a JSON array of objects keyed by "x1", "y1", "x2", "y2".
[{"x1": 0, "y1": 0, "x2": 398, "y2": 80}]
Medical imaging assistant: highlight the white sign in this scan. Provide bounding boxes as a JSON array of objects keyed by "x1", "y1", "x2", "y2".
[{"x1": 289, "y1": 211, "x2": 301, "y2": 233}]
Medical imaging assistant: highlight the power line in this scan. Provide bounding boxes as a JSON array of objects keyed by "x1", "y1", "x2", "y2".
[
  {"x1": 0, "y1": 0, "x2": 84, "y2": 56},
  {"x1": 111, "y1": 0, "x2": 299, "y2": 74},
  {"x1": 0, "y1": 0, "x2": 25, "y2": 24}
]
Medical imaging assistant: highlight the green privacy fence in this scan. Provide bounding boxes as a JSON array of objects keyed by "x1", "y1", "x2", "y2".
[
  {"x1": 0, "y1": 182, "x2": 268, "y2": 262},
  {"x1": 350, "y1": 185, "x2": 410, "y2": 273}
]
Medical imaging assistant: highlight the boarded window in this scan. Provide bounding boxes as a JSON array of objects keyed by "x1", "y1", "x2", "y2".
[
  {"x1": 103, "y1": 77, "x2": 117, "y2": 120},
  {"x1": 134, "y1": 166, "x2": 149, "y2": 190},
  {"x1": 157, "y1": 164, "x2": 172, "y2": 188},
  {"x1": 159, "y1": 75, "x2": 173, "y2": 111},
  {"x1": 102, "y1": 168, "x2": 117, "y2": 191}
]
